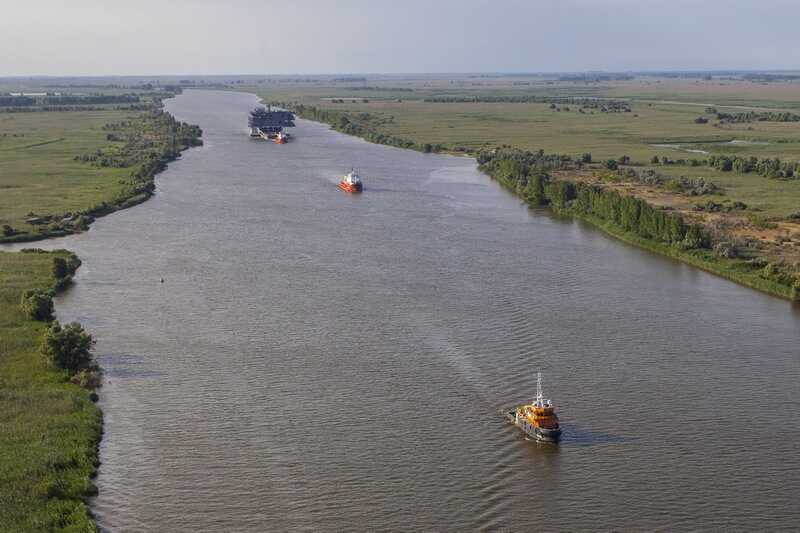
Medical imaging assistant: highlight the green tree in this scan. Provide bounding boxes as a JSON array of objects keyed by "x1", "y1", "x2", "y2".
[
  {"x1": 41, "y1": 321, "x2": 96, "y2": 374},
  {"x1": 52, "y1": 257, "x2": 68, "y2": 279},
  {"x1": 20, "y1": 289, "x2": 54, "y2": 321}
]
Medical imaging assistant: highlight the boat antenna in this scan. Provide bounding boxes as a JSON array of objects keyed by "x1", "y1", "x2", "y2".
[{"x1": 536, "y1": 372, "x2": 543, "y2": 403}]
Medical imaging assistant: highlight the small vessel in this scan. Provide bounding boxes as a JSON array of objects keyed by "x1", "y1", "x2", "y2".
[
  {"x1": 506, "y1": 372, "x2": 562, "y2": 443},
  {"x1": 339, "y1": 169, "x2": 363, "y2": 193}
]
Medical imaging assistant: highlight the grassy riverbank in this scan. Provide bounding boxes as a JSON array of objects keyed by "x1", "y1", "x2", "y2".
[
  {"x1": 483, "y1": 160, "x2": 798, "y2": 301},
  {"x1": 0, "y1": 98, "x2": 202, "y2": 243},
  {"x1": 0, "y1": 250, "x2": 102, "y2": 532},
  {"x1": 0, "y1": 86, "x2": 202, "y2": 531},
  {"x1": 245, "y1": 77, "x2": 800, "y2": 302}
]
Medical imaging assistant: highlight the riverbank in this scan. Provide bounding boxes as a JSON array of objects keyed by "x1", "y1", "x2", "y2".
[
  {"x1": 0, "y1": 99, "x2": 202, "y2": 243},
  {"x1": 0, "y1": 250, "x2": 102, "y2": 532},
  {"x1": 0, "y1": 94, "x2": 203, "y2": 531},
  {"x1": 267, "y1": 100, "x2": 798, "y2": 303}
]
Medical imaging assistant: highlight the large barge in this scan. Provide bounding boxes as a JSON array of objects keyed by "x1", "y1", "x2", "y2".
[{"x1": 249, "y1": 105, "x2": 295, "y2": 143}]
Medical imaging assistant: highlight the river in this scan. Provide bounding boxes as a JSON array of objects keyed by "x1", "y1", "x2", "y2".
[{"x1": 8, "y1": 90, "x2": 800, "y2": 531}]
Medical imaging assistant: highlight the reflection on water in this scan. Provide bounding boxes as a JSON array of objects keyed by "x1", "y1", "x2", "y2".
[{"x1": 6, "y1": 90, "x2": 799, "y2": 531}]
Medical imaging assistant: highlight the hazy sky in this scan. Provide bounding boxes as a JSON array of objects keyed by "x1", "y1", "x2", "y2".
[{"x1": 2, "y1": 0, "x2": 798, "y2": 76}]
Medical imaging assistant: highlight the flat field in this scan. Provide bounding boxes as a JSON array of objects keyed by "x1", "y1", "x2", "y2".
[{"x1": 0, "y1": 110, "x2": 135, "y2": 236}]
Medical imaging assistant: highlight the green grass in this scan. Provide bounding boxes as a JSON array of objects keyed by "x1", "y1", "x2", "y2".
[
  {"x1": 0, "y1": 110, "x2": 134, "y2": 236},
  {"x1": 0, "y1": 250, "x2": 102, "y2": 532},
  {"x1": 648, "y1": 165, "x2": 800, "y2": 218}
]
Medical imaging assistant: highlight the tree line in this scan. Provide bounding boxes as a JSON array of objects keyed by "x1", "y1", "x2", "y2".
[
  {"x1": 714, "y1": 111, "x2": 800, "y2": 123},
  {"x1": 650, "y1": 153, "x2": 799, "y2": 179},
  {"x1": 706, "y1": 154, "x2": 798, "y2": 178},
  {"x1": 0, "y1": 94, "x2": 141, "y2": 107},
  {"x1": 422, "y1": 95, "x2": 631, "y2": 112},
  {"x1": 477, "y1": 148, "x2": 711, "y2": 249}
]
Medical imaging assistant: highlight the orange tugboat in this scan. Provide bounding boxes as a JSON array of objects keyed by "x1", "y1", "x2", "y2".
[
  {"x1": 339, "y1": 170, "x2": 363, "y2": 193},
  {"x1": 506, "y1": 372, "x2": 562, "y2": 443}
]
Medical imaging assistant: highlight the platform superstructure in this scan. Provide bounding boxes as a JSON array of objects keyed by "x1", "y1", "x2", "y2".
[{"x1": 249, "y1": 105, "x2": 295, "y2": 143}]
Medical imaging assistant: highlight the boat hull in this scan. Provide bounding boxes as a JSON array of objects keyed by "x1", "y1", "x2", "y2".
[
  {"x1": 506, "y1": 410, "x2": 561, "y2": 443},
  {"x1": 339, "y1": 182, "x2": 363, "y2": 193}
]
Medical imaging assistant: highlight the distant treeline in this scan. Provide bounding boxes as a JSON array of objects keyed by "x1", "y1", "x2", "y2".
[
  {"x1": 651, "y1": 152, "x2": 800, "y2": 179},
  {"x1": 706, "y1": 154, "x2": 799, "y2": 178},
  {"x1": 0, "y1": 94, "x2": 141, "y2": 107},
  {"x1": 344, "y1": 86, "x2": 414, "y2": 92},
  {"x1": 423, "y1": 95, "x2": 631, "y2": 112},
  {"x1": 557, "y1": 73, "x2": 634, "y2": 82},
  {"x1": 1, "y1": 104, "x2": 152, "y2": 113},
  {"x1": 742, "y1": 73, "x2": 800, "y2": 82},
  {"x1": 715, "y1": 111, "x2": 800, "y2": 123}
]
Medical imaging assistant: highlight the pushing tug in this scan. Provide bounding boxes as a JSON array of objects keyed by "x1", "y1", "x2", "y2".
[
  {"x1": 248, "y1": 105, "x2": 295, "y2": 143},
  {"x1": 339, "y1": 170, "x2": 363, "y2": 193},
  {"x1": 506, "y1": 372, "x2": 562, "y2": 443}
]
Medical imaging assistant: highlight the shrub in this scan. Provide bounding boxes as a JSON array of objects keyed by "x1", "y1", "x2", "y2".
[
  {"x1": 713, "y1": 241, "x2": 739, "y2": 259},
  {"x1": 2, "y1": 224, "x2": 14, "y2": 236},
  {"x1": 70, "y1": 368, "x2": 102, "y2": 389},
  {"x1": 41, "y1": 321, "x2": 96, "y2": 374},
  {"x1": 52, "y1": 257, "x2": 68, "y2": 279},
  {"x1": 748, "y1": 214, "x2": 779, "y2": 230},
  {"x1": 20, "y1": 289, "x2": 54, "y2": 321}
]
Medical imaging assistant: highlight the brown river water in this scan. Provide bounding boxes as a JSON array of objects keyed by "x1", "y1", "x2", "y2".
[{"x1": 6, "y1": 90, "x2": 800, "y2": 531}]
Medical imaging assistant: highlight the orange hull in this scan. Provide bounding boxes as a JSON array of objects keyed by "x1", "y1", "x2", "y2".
[{"x1": 339, "y1": 182, "x2": 362, "y2": 193}]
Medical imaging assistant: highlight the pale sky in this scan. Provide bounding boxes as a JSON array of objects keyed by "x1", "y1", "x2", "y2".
[{"x1": 1, "y1": 0, "x2": 798, "y2": 76}]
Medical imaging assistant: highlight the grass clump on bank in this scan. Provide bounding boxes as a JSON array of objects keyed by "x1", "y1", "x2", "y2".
[{"x1": 0, "y1": 249, "x2": 102, "y2": 532}]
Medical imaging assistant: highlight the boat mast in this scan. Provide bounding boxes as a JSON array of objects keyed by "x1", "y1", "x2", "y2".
[{"x1": 536, "y1": 372, "x2": 543, "y2": 403}]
